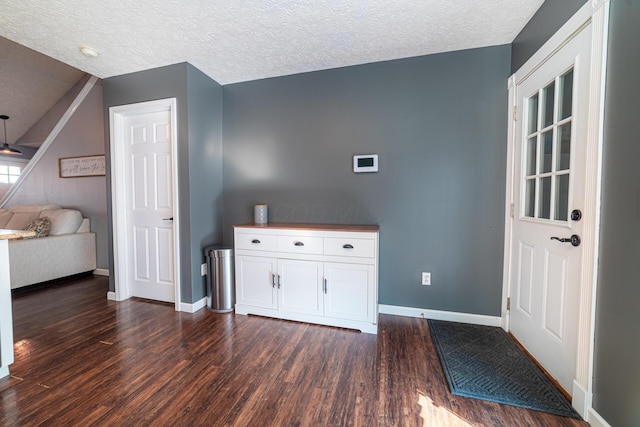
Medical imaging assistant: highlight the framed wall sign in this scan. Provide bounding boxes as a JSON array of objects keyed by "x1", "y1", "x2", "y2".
[{"x1": 59, "y1": 155, "x2": 106, "y2": 178}]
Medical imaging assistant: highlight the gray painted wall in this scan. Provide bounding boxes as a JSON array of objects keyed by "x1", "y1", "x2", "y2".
[
  {"x1": 511, "y1": 0, "x2": 587, "y2": 73},
  {"x1": 222, "y1": 46, "x2": 511, "y2": 315},
  {"x1": 186, "y1": 64, "x2": 224, "y2": 301},
  {"x1": 2, "y1": 81, "x2": 108, "y2": 269},
  {"x1": 102, "y1": 62, "x2": 223, "y2": 303},
  {"x1": 592, "y1": 1, "x2": 640, "y2": 425}
]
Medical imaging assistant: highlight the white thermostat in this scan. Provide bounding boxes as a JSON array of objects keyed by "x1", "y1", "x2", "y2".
[{"x1": 353, "y1": 154, "x2": 378, "y2": 173}]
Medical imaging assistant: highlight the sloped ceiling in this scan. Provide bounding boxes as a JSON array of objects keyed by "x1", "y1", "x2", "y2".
[
  {"x1": 0, "y1": 0, "x2": 543, "y2": 145},
  {"x1": 0, "y1": 36, "x2": 85, "y2": 147}
]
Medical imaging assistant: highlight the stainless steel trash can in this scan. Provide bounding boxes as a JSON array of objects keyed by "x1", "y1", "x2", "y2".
[{"x1": 204, "y1": 246, "x2": 234, "y2": 313}]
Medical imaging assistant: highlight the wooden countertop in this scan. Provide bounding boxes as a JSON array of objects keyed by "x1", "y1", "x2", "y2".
[
  {"x1": 0, "y1": 229, "x2": 37, "y2": 240},
  {"x1": 234, "y1": 223, "x2": 379, "y2": 232}
]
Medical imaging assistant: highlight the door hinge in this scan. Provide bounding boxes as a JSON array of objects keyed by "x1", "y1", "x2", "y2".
[
  {"x1": 507, "y1": 297, "x2": 511, "y2": 311},
  {"x1": 512, "y1": 106, "x2": 518, "y2": 121},
  {"x1": 510, "y1": 203, "x2": 514, "y2": 218}
]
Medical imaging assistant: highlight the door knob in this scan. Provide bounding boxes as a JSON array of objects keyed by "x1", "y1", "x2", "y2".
[
  {"x1": 550, "y1": 234, "x2": 581, "y2": 247},
  {"x1": 162, "y1": 217, "x2": 174, "y2": 221}
]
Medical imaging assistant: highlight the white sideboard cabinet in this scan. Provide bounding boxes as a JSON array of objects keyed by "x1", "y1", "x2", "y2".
[{"x1": 234, "y1": 223, "x2": 379, "y2": 334}]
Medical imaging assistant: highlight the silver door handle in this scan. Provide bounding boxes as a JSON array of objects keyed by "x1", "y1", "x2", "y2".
[{"x1": 324, "y1": 278, "x2": 328, "y2": 294}]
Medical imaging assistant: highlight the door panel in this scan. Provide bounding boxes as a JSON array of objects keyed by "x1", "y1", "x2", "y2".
[
  {"x1": 236, "y1": 256, "x2": 276, "y2": 309},
  {"x1": 324, "y1": 263, "x2": 374, "y2": 323},
  {"x1": 543, "y1": 250, "x2": 567, "y2": 342},
  {"x1": 278, "y1": 259, "x2": 323, "y2": 316},
  {"x1": 516, "y1": 242, "x2": 534, "y2": 317}
]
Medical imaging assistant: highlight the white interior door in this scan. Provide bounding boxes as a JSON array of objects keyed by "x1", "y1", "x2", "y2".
[
  {"x1": 110, "y1": 99, "x2": 179, "y2": 307},
  {"x1": 509, "y1": 26, "x2": 591, "y2": 393}
]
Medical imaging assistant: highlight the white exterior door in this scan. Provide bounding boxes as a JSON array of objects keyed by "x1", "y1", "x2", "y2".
[
  {"x1": 110, "y1": 99, "x2": 180, "y2": 307},
  {"x1": 508, "y1": 27, "x2": 591, "y2": 393}
]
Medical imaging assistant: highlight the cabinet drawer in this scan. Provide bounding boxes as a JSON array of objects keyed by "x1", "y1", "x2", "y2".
[
  {"x1": 324, "y1": 237, "x2": 375, "y2": 258},
  {"x1": 235, "y1": 233, "x2": 277, "y2": 252},
  {"x1": 277, "y1": 235, "x2": 323, "y2": 255}
]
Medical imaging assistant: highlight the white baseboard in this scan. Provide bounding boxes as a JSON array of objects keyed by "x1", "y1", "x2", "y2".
[
  {"x1": 180, "y1": 297, "x2": 206, "y2": 313},
  {"x1": 93, "y1": 268, "x2": 110, "y2": 276},
  {"x1": 588, "y1": 408, "x2": 611, "y2": 427},
  {"x1": 572, "y1": 380, "x2": 588, "y2": 419},
  {"x1": 378, "y1": 304, "x2": 502, "y2": 327},
  {"x1": 106, "y1": 291, "x2": 206, "y2": 313}
]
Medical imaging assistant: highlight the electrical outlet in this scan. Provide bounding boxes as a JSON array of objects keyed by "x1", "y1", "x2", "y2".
[
  {"x1": 201, "y1": 263, "x2": 207, "y2": 276},
  {"x1": 421, "y1": 272, "x2": 431, "y2": 286}
]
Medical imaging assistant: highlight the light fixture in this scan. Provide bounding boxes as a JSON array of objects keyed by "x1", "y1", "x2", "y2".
[
  {"x1": 79, "y1": 45, "x2": 99, "y2": 58},
  {"x1": 0, "y1": 115, "x2": 22, "y2": 156}
]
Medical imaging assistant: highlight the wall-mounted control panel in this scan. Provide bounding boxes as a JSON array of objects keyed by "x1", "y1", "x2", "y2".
[{"x1": 353, "y1": 154, "x2": 378, "y2": 173}]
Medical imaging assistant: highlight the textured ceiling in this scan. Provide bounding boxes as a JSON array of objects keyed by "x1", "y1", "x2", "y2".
[
  {"x1": 0, "y1": 0, "x2": 543, "y2": 147},
  {"x1": 0, "y1": 0, "x2": 543, "y2": 85}
]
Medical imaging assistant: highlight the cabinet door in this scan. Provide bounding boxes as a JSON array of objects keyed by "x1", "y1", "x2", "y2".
[
  {"x1": 278, "y1": 259, "x2": 323, "y2": 316},
  {"x1": 236, "y1": 256, "x2": 277, "y2": 309},
  {"x1": 324, "y1": 263, "x2": 375, "y2": 322}
]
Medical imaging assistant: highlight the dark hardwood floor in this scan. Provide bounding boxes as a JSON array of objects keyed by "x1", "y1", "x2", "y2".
[{"x1": 1, "y1": 276, "x2": 588, "y2": 426}]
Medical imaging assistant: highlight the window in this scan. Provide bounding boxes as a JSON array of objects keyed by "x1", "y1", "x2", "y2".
[
  {"x1": 522, "y1": 69, "x2": 573, "y2": 222},
  {"x1": 0, "y1": 164, "x2": 21, "y2": 184}
]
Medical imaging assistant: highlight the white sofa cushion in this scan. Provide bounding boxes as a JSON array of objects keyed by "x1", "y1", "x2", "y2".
[
  {"x1": 5, "y1": 211, "x2": 41, "y2": 230},
  {"x1": 40, "y1": 208, "x2": 83, "y2": 235},
  {"x1": 0, "y1": 204, "x2": 61, "y2": 230}
]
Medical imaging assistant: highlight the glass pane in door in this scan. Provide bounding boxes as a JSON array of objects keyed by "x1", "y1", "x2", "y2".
[
  {"x1": 528, "y1": 94, "x2": 539, "y2": 135},
  {"x1": 526, "y1": 137, "x2": 537, "y2": 175},
  {"x1": 559, "y1": 70, "x2": 574, "y2": 120},
  {"x1": 540, "y1": 131, "x2": 553, "y2": 173},
  {"x1": 539, "y1": 176, "x2": 551, "y2": 219},
  {"x1": 543, "y1": 82, "x2": 555, "y2": 128},
  {"x1": 525, "y1": 179, "x2": 536, "y2": 217},
  {"x1": 557, "y1": 123, "x2": 571, "y2": 170},
  {"x1": 555, "y1": 174, "x2": 570, "y2": 221}
]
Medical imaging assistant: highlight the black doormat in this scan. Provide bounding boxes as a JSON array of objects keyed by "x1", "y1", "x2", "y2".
[{"x1": 428, "y1": 319, "x2": 581, "y2": 419}]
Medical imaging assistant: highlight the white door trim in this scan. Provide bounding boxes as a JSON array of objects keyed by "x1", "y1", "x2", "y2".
[
  {"x1": 502, "y1": 0, "x2": 609, "y2": 419},
  {"x1": 109, "y1": 98, "x2": 181, "y2": 310}
]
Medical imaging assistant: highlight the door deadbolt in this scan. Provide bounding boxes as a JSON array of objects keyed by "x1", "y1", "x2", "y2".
[{"x1": 571, "y1": 209, "x2": 582, "y2": 221}]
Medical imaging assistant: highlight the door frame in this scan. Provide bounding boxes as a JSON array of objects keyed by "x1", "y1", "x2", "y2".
[
  {"x1": 501, "y1": 0, "x2": 609, "y2": 418},
  {"x1": 109, "y1": 98, "x2": 181, "y2": 310}
]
